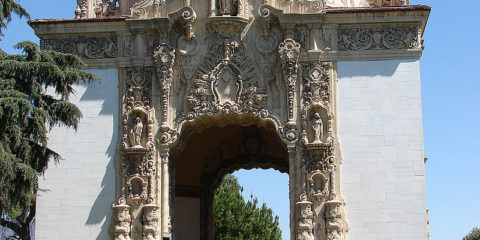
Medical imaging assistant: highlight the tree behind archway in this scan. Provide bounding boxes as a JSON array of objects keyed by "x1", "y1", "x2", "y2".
[{"x1": 213, "y1": 174, "x2": 282, "y2": 240}]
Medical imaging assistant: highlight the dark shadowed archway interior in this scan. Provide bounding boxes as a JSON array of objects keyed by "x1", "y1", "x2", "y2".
[{"x1": 170, "y1": 115, "x2": 288, "y2": 240}]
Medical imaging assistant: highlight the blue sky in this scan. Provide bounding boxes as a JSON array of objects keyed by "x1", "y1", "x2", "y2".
[{"x1": 1, "y1": 0, "x2": 479, "y2": 239}]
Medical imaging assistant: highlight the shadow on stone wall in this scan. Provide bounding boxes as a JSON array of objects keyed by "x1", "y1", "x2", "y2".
[
  {"x1": 80, "y1": 69, "x2": 119, "y2": 240},
  {"x1": 337, "y1": 59, "x2": 413, "y2": 78}
]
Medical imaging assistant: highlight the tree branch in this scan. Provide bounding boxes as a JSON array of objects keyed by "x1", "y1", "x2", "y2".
[{"x1": 0, "y1": 217, "x2": 22, "y2": 238}]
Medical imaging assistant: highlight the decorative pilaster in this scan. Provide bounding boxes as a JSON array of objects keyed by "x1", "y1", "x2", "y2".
[
  {"x1": 154, "y1": 44, "x2": 176, "y2": 128},
  {"x1": 296, "y1": 196, "x2": 315, "y2": 240},
  {"x1": 326, "y1": 201, "x2": 345, "y2": 240},
  {"x1": 299, "y1": 61, "x2": 347, "y2": 240},
  {"x1": 113, "y1": 67, "x2": 158, "y2": 240},
  {"x1": 112, "y1": 200, "x2": 132, "y2": 240},
  {"x1": 159, "y1": 149, "x2": 171, "y2": 237},
  {"x1": 142, "y1": 204, "x2": 160, "y2": 240},
  {"x1": 279, "y1": 38, "x2": 301, "y2": 126}
]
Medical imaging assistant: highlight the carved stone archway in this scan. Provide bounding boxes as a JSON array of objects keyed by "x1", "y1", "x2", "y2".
[
  {"x1": 30, "y1": 0, "x2": 431, "y2": 238},
  {"x1": 169, "y1": 114, "x2": 289, "y2": 240}
]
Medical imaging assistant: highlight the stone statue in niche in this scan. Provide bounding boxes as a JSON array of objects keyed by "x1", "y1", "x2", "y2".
[
  {"x1": 312, "y1": 112, "x2": 324, "y2": 143},
  {"x1": 129, "y1": 117, "x2": 143, "y2": 148},
  {"x1": 218, "y1": 0, "x2": 238, "y2": 16}
]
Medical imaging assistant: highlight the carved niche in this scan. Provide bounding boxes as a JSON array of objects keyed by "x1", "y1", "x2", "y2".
[
  {"x1": 113, "y1": 66, "x2": 160, "y2": 240},
  {"x1": 299, "y1": 61, "x2": 347, "y2": 240}
]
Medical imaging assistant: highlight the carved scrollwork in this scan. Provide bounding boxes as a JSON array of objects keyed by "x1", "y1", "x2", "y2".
[
  {"x1": 279, "y1": 39, "x2": 301, "y2": 125},
  {"x1": 41, "y1": 36, "x2": 118, "y2": 59},
  {"x1": 132, "y1": 0, "x2": 161, "y2": 19},
  {"x1": 338, "y1": 26, "x2": 419, "y2": 51},
  {"x1": 93, "y1": 0, "x2": 118, "y2": 17},
  {"x1": 279, "y1": 0, "x2": 326, "y2": 13}
]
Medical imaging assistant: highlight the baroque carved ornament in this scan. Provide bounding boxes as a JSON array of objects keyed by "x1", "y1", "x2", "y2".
[
  {"x1": 41, "y1": 36, "x2": 118, "y2": 59},
  {"x1": 279, "y1": 38, "x2": 301, "y2": 126},
  {"x1": 297, "y1": 61, "x2": 347, "y2": 240},
  {"x1": 338, "y1": 26, "x2": 419, "y2": 51},
  {"x1": 113, "y1": 67, "x2": 160, "y2": 240}
]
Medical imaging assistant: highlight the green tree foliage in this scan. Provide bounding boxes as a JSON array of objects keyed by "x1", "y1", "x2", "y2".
[
  {"x1": 463, "y1": 227, "x2": 480, "y2": 240},
  {"x1": 0, "y1": 0, "x2": 29, "y2": 36},
  {"x1": 0, "y1": 28, "x2": 98, "y2": 240},
  {"x1": 214, "y1": 174, "x2": 282, "y2": 240}
]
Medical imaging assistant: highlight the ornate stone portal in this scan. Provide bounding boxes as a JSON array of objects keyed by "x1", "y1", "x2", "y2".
[{"x1": 31, "y1": 0, "x2": 430, "y2": 239}]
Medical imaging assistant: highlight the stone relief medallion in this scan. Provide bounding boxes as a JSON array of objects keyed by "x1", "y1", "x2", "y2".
[{"x1": 255, "y1": 33, "x2": 279, "y2": 53}]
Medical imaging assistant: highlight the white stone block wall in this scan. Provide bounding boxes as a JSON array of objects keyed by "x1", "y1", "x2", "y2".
[
  {"x1": 35, "y1": 69, "x2": 119, "y2": 240},
  {"x1": 337, "y1": 60, "x2": 427, "y2": 240}
]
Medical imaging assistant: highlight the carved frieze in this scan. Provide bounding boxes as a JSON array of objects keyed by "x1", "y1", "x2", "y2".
[
  {"x1": 41, "y1": 36, "x2": 118, "y2": 59},
  {"x1": 338, "y1": 26, "x2": 419, "y2": 51}
]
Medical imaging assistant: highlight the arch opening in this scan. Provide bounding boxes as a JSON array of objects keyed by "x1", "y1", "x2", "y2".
[{"x1": 170, "y1": 114, "x2": 289, "y2": 240}]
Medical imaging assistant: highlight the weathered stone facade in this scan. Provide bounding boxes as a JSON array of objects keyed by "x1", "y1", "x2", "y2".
[{"x1": 31, "y1": 0, "x2": 430, "y2": 239}]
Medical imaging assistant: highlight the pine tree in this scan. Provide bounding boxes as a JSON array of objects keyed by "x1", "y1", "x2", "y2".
[
  {"x1": 464, "y1": 227, "x2": 480, "y2": 240},
  {"x1": 0, "y1": 0, "x2": 29, "y2": 36},
  {"x1": 214, "y1": 174, "x2": 282, "y2": 240},
  {"x1": 0, "y1": 2, "x2": 98, "y2": 238}
]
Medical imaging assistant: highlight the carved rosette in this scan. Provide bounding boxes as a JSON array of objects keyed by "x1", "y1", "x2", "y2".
[
  {"x1": 154, "y1": 44, "x2": 176, "y2": 127},
  {"x1": 279, "y1": 39, "x2": 301, "y2": 126}
]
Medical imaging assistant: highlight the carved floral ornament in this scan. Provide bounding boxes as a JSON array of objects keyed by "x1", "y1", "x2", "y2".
[
  {"x1": 338, "y1": 26, "x2": 419, "y2": 51},
  {"x1": 41, "y1": 36, "x2": 118, "y2": 59}
]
